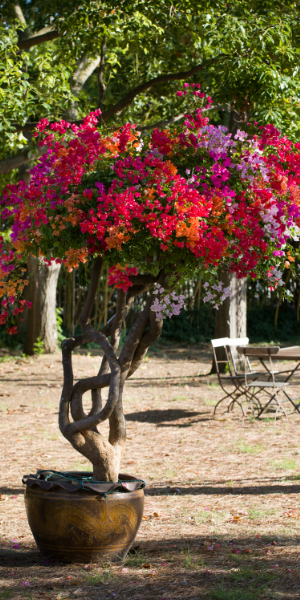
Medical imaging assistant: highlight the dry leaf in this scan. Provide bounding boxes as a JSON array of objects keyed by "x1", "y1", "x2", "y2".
[{"x1": 142, "y1": 563, "x2": 151, "y2": 569}]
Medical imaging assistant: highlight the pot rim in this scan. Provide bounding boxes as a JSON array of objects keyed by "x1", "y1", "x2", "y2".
[{"x1": 22, "y1": 469, "x2": 146, "y2": 496}]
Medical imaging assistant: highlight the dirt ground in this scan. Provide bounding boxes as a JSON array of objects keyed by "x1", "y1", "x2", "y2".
[{"x1": 1, "y1": 344, "x2": 300, "y2": 600}]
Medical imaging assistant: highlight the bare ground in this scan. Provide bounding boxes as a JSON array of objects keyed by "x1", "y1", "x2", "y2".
[{"x1": 1, "y1": 344, "x2": 300, "y2": 599}]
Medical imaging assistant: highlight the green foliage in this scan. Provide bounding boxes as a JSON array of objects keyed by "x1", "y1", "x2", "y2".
[
  {"x1": 56, "y1": 308, "x2": 65, "y2": 347},
  {"x1": 0, "y1": 23, "x2": 73, "y2": 164},
  {"x1": 2, "y1": 0, "x2": 300, "y2": 185},
  {"x1": 33, "y1": 336, "x2": 44, "y2": 355},
  {"x1": 247, "y1": 305, "x2": 300, "y2": 344},
  {"x1": 160, "y1": 301, "x2": 300, "y2": 345}
]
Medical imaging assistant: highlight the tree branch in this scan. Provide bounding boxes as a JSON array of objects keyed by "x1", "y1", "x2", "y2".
[
  {"x1": 17, "y1": 28, "x2": 60, "y2": 51},
  {"x1": 79, "y1": 257, "x2": 103, "y2": 329},
  {"x1": 59, "y1": 334, "x2": 93, "y2": 433},
  {"x1": 97, "y1": 37, "x2": 107, "y2": 109},
  {"x1": 12, "y1": 55, "x2": 229, "y2": 132},
  {"x1": 127, "y1": 312, "x2": 163, "y2": 377},
  {"x1": 72, "y1": 55, "x2": 101, "y2": 93},
  {"x1": 138, "y1": 104, "x2": 231, "y2": 131},
  {"x1": 0, "y1": 146, "x2": 48, "y2": 175},
  {"x1": 139, "y1": 113, "x2": 185, "y2": 131},
  {"x1": 13, "y1": 1, "x2": 26, "y2": 24},
  {"x1": 100, "y1": 55, "x2": 228, "y2": 121}
]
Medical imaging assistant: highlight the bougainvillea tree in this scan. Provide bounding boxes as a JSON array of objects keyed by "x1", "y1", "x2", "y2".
[{"x1": 1, "y1": 84, "x2": 300, "y2": 481}]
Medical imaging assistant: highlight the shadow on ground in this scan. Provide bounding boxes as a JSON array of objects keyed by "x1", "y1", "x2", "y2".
[
  {"x1": 0, "y1": 534, "x2": 300, "y2": 599},
  {"x1": 125, "y1": 408, "x2": 202, "y2": 423},
  {"x1": 145, "y1": 477, "x2": 300, "y2": 496}
]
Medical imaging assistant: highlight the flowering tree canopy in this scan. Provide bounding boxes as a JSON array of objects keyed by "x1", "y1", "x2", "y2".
[
  {"x1": 1, "y1": 84, "x2": 300, "y2": 480},
  {"x1": 2, "y1": 84, "x2": 300, "y2": 324}
]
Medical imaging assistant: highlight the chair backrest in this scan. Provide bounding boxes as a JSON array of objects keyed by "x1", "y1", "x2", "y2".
[
  {"x1": 227, "y1": 337, "x2": 249, "y2": 347},
  {"x1": 211, "y1": 337, "x2": 250, "y2": 380},
  {"x1": 211, "y1": 337, "x2": 230, "y2": 348},
  {"x1": 237, "y1": 345, "x2": 279, "y2": 356}
]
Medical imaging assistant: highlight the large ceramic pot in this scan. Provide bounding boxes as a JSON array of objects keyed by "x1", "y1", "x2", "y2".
[{"x1": 23, "y1": 471, "x2": 145, "y2": 563}]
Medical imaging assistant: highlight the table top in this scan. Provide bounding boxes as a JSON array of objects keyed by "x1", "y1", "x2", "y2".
[{"x1": 237, "y1": 346, "x2": 300, "y2": 360}]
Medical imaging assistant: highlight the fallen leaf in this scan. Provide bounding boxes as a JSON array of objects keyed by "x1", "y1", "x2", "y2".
[
  {"x1": 153, "y1": 512, "x2": 160, "y2": 517},
  {"x1": 142, "y1": 563, "x2": 151, "y2": 569}
]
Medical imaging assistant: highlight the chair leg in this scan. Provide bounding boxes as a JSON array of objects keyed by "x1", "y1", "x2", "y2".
[
  {"x1": 214, "y1": 390, "x2": 246, "y2": 418},
  {"x1": 257, "y1": 390, "x2": 288, "y2": 420},
  {"x1": 282, "y1": 389, "x2": 300, "y2": 413},
  {"x1": 240, "y1": 389, "x2": 263, "y2": 418}
]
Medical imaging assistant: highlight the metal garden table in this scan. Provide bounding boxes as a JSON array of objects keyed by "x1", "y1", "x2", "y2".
[{"x1": 237, "y1": 345, "x2": 300, "y2": 413}]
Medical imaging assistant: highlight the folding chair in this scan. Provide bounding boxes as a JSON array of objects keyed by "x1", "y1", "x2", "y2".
[
  {"x1": 212, "y1": 337, "x2": 262, "y2": 418},
  {"x1": 237, "y1": 346, "x2": 289, "y2": 420}
]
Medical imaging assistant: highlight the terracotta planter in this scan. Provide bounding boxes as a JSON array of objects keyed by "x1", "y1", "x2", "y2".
[{"x1": 23, "y1": 471, "x2": 144, "y2": 563}]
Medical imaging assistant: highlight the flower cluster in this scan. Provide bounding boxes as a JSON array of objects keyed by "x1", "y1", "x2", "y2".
[
  {"x1": 108, "y1": 264, "x2": 139, "y2": 292},
  {"x1": 150, "y1": 284, "x2": 185, "y2": 321},
  {"x1": 267, "y1": 267, "x2": 285, "y2": 292},
  {"x1": 202, "y1": 281, "x2": 232, "y2": 310},
  {"x1": 1, "y1": 83, "x2": 300, "y2": 332}
]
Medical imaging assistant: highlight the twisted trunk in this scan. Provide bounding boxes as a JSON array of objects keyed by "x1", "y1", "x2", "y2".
[{"x1": 59, "y1": 260, "x2": 163, "y2": 481}]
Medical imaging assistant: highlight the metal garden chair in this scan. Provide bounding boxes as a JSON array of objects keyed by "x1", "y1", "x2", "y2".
[
  {"x1": 212, "y1": 337, "x2": 262, "y2": 418},
  {"x1": 237, "y1": 346, "x2": 290, "y2": 420}
]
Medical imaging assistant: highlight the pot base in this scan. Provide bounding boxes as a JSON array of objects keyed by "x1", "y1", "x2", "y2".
[{"x1": 24, "y1": 473, "x2": 144, "y2": 563}]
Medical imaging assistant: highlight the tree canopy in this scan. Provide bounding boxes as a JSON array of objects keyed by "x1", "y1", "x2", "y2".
[
  {"x1": 1, "y1": 83, "x2": 300, "y2": 331},
  {"x1": 1, "y1": 0, "x2": 300, "y2": 185}
]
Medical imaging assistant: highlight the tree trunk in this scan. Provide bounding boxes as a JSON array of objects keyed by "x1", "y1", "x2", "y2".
[
  {"x1": 211, "y1": 107, "x2": 248, "y2": 369},
  {"x1": 229, "y1": 274, "x2": 247, "y2": 339},
  {"x1": 59, "y1": 264, "x2": 163, "y2": 481},
  {"x1": 64, "y1": 270, "x2": 75, "y2": 335},
  {"x1": 24, "y1": 258, "x2": 61, "y2": 355},
  {"x1": 212, "y1": 271, "x2": 247, "y2": 372},
  {"x1": 37, "y1": 260, "x2": 61, "y2": 353}
]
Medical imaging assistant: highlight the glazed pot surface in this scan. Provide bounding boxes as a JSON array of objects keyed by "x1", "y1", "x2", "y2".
[{"x1": 24, "y1": 474, "x2": 144, "y2": 563}]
